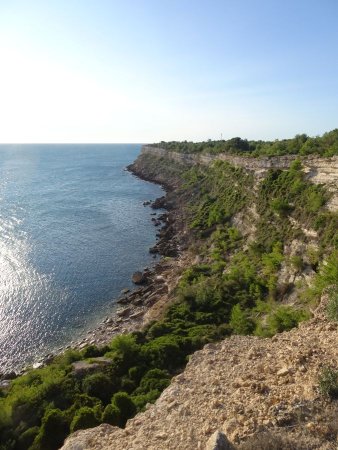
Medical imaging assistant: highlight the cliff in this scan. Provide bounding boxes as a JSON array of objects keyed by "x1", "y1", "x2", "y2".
[
  {"x1": 139, "y1": 146, "x2": 338, "y2": 211},
  {"x1": 61, "y1": 147, "x2": 338, "y2": 450}
]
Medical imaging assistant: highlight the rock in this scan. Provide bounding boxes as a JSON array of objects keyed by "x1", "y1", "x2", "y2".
[
  {"x1": 117, "y1": 307, "x2": 132, "y2": 317},
  {"x1": 42, "y1": 353, "x2": 55, "y2": 365},
  {"x1": 277, "y1": 367, "x2": 290, "y2": 377},
  {"x1": 205, "y1": 431, "x2": 235, "y2": 450},
  {"x1": 32, "y1": 362, "x2": 43, "y2": 369},
  {"x1": 0, "y1": 380, "x2": 11, "y2": 391},
  {"x1": 129, "y1": 310, "x2": 144, "y2": 320},
  {"x1": 121, "y1": 288, "x2": 130, "y2": 294},
  {"x1": 72, "y1": 358, "x2": 112, "y2": 376},
  {"x1": 3, "y1": 371, "x2": 17, "y2": 380},
  {"x1": 132, "y1": 271, "x2": 146, "y2": 284},
  {"x1": 117, "y1": 296, "x2": 131, "y2": 305},
  {"x1": 151, "y1": 196, "x2": 166, "y2": 209}
]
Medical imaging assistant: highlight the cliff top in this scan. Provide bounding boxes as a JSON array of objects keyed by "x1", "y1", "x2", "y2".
[{"x1": 149, "y1": 128, "x2": 338, "y2": 158}]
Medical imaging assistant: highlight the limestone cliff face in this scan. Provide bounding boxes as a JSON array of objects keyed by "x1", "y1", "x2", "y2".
[{"x1": 140, "y1": 146, "x2": 338, "y2": 211}]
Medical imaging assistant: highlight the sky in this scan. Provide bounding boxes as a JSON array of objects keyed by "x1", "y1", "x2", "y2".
[{"x1": 0, "y1": 0, "x2": 337, "y2": 143}]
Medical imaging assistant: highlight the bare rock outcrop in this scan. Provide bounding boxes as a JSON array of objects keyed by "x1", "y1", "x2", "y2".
[
  {"x1": 61, "y1": 299, "x2": 338, "y2": 450},
  {"x1": 139, "y1": 147, "x2": 338, "y2": 212}
]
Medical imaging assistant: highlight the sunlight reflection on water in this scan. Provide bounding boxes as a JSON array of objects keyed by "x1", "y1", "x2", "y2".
[{"x1": 0, "y1": 144, "x2": 163, "y2": 372}]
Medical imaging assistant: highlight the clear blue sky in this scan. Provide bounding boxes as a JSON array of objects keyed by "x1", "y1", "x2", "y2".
[{"x1": 0, "y1": 0, "x2": 337, "y2": 142}]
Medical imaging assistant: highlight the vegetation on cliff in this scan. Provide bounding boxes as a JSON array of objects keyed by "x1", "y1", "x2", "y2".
[
  {"x1": 152, "y1": 128, "x2": 338, "y2": 157},
  {"x1": 0, "y1": 151, "x2": 337, "y2": 450}
]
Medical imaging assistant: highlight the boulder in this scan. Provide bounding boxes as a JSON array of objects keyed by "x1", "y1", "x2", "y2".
[
  {"x1": 72, "y1": 358, "x2": 112, "y2": 377},
  {"x1": 132, "y1": 271, "x2": 146, "y2": 284},
  {"x1": 2, "y1": 371, "x2": 17, "y2": 380},
  {"x1": 205, "y1": 431, "x2": 235, "y2": 450},
  {"x1": 0, "y1": 380, "x2": 11, "y2": 391},
  {"x1": 151, "y1": 196, "x2": 166, "y2": 209}
]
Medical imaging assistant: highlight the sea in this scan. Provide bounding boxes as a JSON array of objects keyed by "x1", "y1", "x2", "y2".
[{"x1": 0, "y1": 144, "x2": 164, "y2": 373}]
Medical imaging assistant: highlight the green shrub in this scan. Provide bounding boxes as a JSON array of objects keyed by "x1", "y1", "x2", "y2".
[
  {"x1": 102, "y1": 404, "x2": 120, "y2": 426},
  {"x1": 229, "y1": 304, "x2": 255, "y2": 335},
  {"x1": 82, "y1": 373, "x2": 114, "y2": 403},
  {"x1": 111, "y1": 392, "x2": 136, "y2": 427},
  {"x1": 270, "y1": 198, "x2": 292, "y2": 216},
  {"x1": 68, "y1": 393, "x2": 102, "y2": 413},
  {"x1": 187, "y1": 324, "x2": 220, "y2": 345},
  {"x1": 318, "y1": 367, "x2": 338, "y2": 399},
  {"x1": 81, "y1": 345, "x2": 102, "y2": 358},
  {"x1": 290, "y1": 255, "x2": 304, "y2": 272},
  {"x1": 306, "y1": 246, "x2": 319, "y2": 268},
  {"x1": 132, "y1": 389, "x2": 161, "y2": 411},
  {"x1": 128, "y1": 366, "x2": 145, "y2": 383},
  {"x1": 32, "y1": 409, "x2": 69, "y2": 450},
  {"x1": 17, "y1": 426, "x2": 39, "y2": 450},
  {"x1": 136, "y1": 369, "x2": 171, "y2": 394},
  {"x1": 312, "y1": 251, "x2": 338, "y2": 296},
  {"x1": 53, "y1": 349, "x2": 82, "y2": 367},
  {"x1": 120, "y1": 376, "x2": 136, "y2": 393},
  {"x1": 326, "y1": 289, "x2": 338, "y2": 321},
  {"x1": 70, "y1": 407, "x2": 100, "y2": 433},
  {"x1": 109, "y1": 334, "x2": 142, "y2": 370},
  {"x1": 266, "y1": 306, "x2": 309, "y2": 335},
  {"x1": 142, "y1": 335, "x2": 184, "y2": 370}
]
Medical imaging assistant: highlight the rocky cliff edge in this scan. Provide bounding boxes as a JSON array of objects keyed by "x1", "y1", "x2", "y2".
[{"x1": 61, "y1": 296, "x2": 337, "y2": 450}]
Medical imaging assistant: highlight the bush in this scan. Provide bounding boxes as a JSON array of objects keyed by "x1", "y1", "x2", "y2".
[
  {"x1": 271, "y1": 198, "x2": 292, "y2": 216},
  {"x1": 132, "y1": 389, "x2": 161, "y2": 411},
  {"x1": 82, "y1": 373, "x2": 114, "y2": 403},
  {"x1": 109, "y1": 334, "x2": 142, "y2": 371},
  {"x1": 32, "y1": 409, "x2": 69, "y2": 450},
  {"x1": 17, "y1": 426, "x2": 39, "y2": 450},
  {"x1": 229, "y1": 304, "x2": 255, "y2": 335},
  {"x1": 142, "y1": 335, "x2": 184, "y2": 370},
  {"x1": 290, "y1": 255, "x2": 304, "y2": 272},
  {"x1": 312, "y1": 251, "x2": 338, "y2": 296},
  {"x1": 81, "y1": 345, "x2": 102, "y2": 358},
  {"x1": 70, "y1": 407, "x2": 100, "y2": 432},
  {"x1": 318, "y1": 367, "x2": 338, "y2": 399},
  {"x1": 70, "y1": 393, "x2": 102, "y2": 410},
  {"x1": 326, "y1": 289, "x2": 338, "y2": 321},
  {"x1": 111, "y1": 392, "x2": 136, "y2": 427},
  {"x1": 136, "y1": 369, "x2": 171, "y2": 394},
  {"x1": 256, "y1": 306, "x2": 309, "y2": 337},
  {"x1": 102, "y1": 404, "x2": 120, "y2": 426},
  {"x1": 128, "y1": 366, "x2": 145, "y2": 383}
]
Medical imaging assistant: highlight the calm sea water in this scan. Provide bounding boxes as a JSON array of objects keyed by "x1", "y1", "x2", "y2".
[{"x1": 0, "y1": 144, "x2": 163, "y2": 372}]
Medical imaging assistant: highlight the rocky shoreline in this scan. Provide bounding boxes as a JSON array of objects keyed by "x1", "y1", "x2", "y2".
[
  {"x1": 1, "y1": 160, "x2": 184, "y2": 382},
  {"x1": 0, "y1": 160, "x2": 183, "y2": 385},
  {"x1": 67, "y1": 165, "x2": 184, "y2": 351}
]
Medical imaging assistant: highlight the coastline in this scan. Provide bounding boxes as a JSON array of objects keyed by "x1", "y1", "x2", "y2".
[
  {"x1": 1, "y1": 148, "x2": 187, "y2": 380},
  {"x1": 69, "y1": 162, "x2": 184, "y2": 350},
  {"x1": 28, "y1": 156, "x2": 185, "y2": 370}
]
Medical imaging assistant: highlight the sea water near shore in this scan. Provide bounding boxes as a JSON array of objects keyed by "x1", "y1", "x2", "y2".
[{"x1": 0, "y1": 144, "x2": 164, "y2": 373}]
